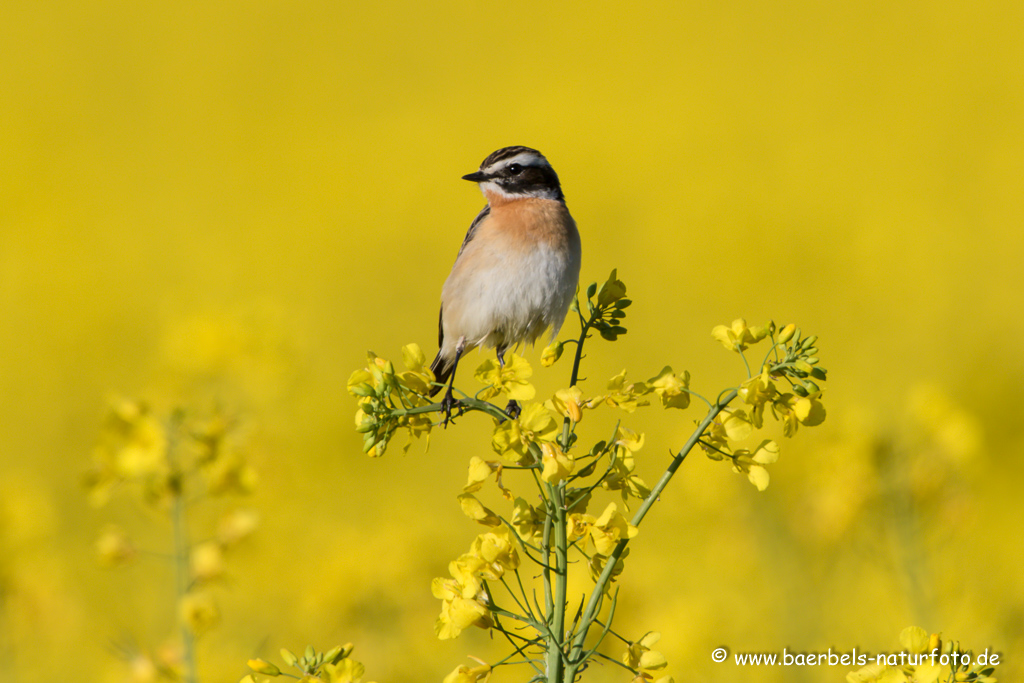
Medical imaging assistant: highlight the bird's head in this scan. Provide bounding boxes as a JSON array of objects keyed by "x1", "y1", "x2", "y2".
[{"x1": 462, "y1": 146, "x2": 564, "y2": 203}]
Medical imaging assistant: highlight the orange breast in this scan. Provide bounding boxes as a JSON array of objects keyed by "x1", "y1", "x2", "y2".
[{"x1": 481, "y1": 197, "x2": 576, "y2": 253}]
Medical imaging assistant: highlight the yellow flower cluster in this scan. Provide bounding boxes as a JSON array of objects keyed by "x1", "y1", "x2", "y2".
[
  {"x1": 345, "y1": 273, "x2": 834, "y2": 683},
  {"x1": 601, "y1": 427, "x2": 651, "y2": 507},
  {"x1": 87, "y1": 399, "x2": 260, "y2": 649},
  {"x1": 569, "y1": 502, "x2": 639, "y2": 557},
  {"x1": 348, "y1": 344, "x2": 435, "y2": 457},
  {"x1": 700, "y1": 320, "x2": 829, "y2": 490},
  {"x1": 473, "y1": 352, "x2": 536, "y2": 401},
  {"x1": 623, "y1": 631, "x2": 672, "y2": 683},
  {"x1": 847, "y1": 627, "x2": 997, "y2": 683},
  {"x1": 442, "y1": 658, "x2": 492, "y2": 683},
  {"x1": 243, "y1": 644, "x2": 375, "y2": 683},
  {"x1": 490, "y1": 403, "x2": 561, "y2": 464},
  {"x1": 578, "y1": 269, "x2": 632, "y2": 341},
  {"x1": 431, "y1": 527, "x2": 519, "y2": 639},
  {"x1": 85, "y1": 398, "x2": 257, "y2": 507}
]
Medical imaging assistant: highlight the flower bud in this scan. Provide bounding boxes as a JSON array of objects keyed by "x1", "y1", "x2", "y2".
[
  {"x1": 247, "y1": 659, "x2": 281, "y2": 676},
  {"x1": 778, "y1": 323, "x2": 796, "y2": 344},
  {"x1": 567, "y1": 399, "x2": 583, "y2": 424},
  {"x1": 540, "y1": 341, "x2": 564, "y2": 367}
]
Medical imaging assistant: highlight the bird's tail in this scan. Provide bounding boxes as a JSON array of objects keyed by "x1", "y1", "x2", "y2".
[{"x1": 429, "y1": 352, "x2": 452, "y2": 397}]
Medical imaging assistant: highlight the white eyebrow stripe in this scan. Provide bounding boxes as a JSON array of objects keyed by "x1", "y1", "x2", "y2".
[{"x1": 482, "y1": 152, "x2": 549, "y2": 175}]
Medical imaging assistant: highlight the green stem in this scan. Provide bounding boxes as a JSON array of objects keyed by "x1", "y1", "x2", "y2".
[
  {"x1": 541, "y1": 501, "x2": 554, "y2": 620},
  {"x1": 542, "y1": 303, "x2": 598, "y2": 681},
  {"x1": 394, "y1": 396, "x2": 510, "y2": 422},
  {"x1": 172, "y1": 493, "x2": 197, "y2": 683},
  {"x1": 167, "y1": 422, "x2": 198, "y2": 683},
  {"x1": 569, "y1": 312, "x2": 592, "y2": 389},
  {"x1": 545, "y1": 482, "x2": 568, "y2": 682},
  {"x1": 566, "y1": 389, "x2": 739, "y2": 665}
]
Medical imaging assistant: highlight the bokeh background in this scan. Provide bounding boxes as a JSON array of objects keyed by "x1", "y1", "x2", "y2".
[{"x1": 2, "y1": 1, "x2": 1022, "y2": 681}]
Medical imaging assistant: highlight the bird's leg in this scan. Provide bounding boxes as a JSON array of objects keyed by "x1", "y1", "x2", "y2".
[
  {"x1": 496, "y1": 345, "x2": 521, "y2": 419},
  {"x1": 440, "y1": 337, "x2": 466, "y2": 428}
]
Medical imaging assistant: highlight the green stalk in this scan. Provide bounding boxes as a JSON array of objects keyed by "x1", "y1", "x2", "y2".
[
  {"x1": 566, "y1": 389, "x2": 738, "y2": 667},
  {"x1": 164, "y1": 413, "x2": 197, "y2": 683},
  {"x1": 545, "y1": 483, "x2": 569, "y2": 682},
  {"x1": 545, "y1": 300, "x2": 592, "y2": 681},
  {"x1": 172, "y1": 488, "x2": 198, "y2": 683}
]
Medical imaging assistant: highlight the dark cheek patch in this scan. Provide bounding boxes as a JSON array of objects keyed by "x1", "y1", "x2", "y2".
[{"x1": 531, "y1": 167, "x2": 550, "y2": 183}]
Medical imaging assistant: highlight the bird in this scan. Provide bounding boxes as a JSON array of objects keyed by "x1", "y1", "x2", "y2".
[{"x1": 428, "y1": 146, "x2": 582, "y2": 423}]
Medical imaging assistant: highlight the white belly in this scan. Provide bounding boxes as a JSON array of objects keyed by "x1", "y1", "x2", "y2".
[{"x1": 441, "y1": 228, "x2": 581, "y2": 354}]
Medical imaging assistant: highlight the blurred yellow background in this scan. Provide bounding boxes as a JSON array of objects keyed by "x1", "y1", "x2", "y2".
[{"x1": 2, "y1": 1, "x2": 1022, "y2": 681}]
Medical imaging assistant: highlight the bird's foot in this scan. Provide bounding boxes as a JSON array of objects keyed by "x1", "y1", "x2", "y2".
[
  {"x1": 504, "y1": 399, "x2": 522, "y2": 420},
  {"x1": 439, "y1": 388, "x2": 461, "y2": 428}
]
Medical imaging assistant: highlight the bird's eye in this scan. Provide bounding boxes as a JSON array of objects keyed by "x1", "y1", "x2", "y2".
[{"x1": 507, "y1": 163, "x2": 523, "y2": 175}]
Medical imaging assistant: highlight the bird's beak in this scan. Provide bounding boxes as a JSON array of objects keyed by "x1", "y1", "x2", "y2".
[{"x1": 461, "y1": 171, "x2": 488, "y2": 182}]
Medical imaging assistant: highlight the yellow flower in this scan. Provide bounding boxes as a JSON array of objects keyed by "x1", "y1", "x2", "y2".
[
  {"x1": 704, "y1": 408, "x2": 753, "y2": 452},
  {"x1": 100, "y1": 400, "x2": 169, "y2": 479},
  {"x1": 444, "y1": 556, "x2": 485, "y2": 596},
  {"x1": 567, "y1": 513, "x2": 591, "y2": 543},
  {"x1": 588, "y1": 546, "x2": 629, "y2": 586},
  {"x1": 204, "y1": 451, "x2": 258, "y2": 496},
  {"x1": 401, "y1": 343, "x2": 426, "y2": 371},
  {"x1": 457, "y1": 494, "x2": 501, "y2": 527},
  {"x1": 217, "y1": 508, "x2": 260, "y2": 546},
  {"x1": 463, "y1": 456, "x2": 495, "y2": 493},
  {"x1": 442, "y1": 661, "x2": 491, "y2": 683},
  {"x1": 433, "y1": 592, "x2": 493, "y2": 640},
  {"x1": 546, "y1": 386, "x2": 584, "y2": 423},
  {"x1": 510, "y1": 498, "x2": 544, "y2": 544},
  {"x1": 323, "y1": 658, "x2": 365, "y2": 683},
  {"x1": 95, "y1": 525, "x2": 136, "y2": 566},
  {"x1": 794, "y1": 396, "x2": 826, "y2": 426},
  {"x1": 347, "y1": 368, "x2": 376, "y2": 398},
  {"x1": 349, "y1": 348, "x2": 437, "y2": 457},
  {"x1": 603, "y1": 428, "x2": 651, "y2": 505},
  {"x1": 190, "y1": 541, "x2": 226, "y2": 581},
  {"x1": 624, "y1": 632, "x2": 668, "y2": 673},
  {"x1": 470, "y1": 528, "x2": 520, "y2": 575},
  {"x1": 179, "y1": 591, "x2": 220, "y2": 634},
  {"x1": 597, "y1": 269, "x2": 627, "y2": 307},
  {"x1": 588, "y1": 502, "x2": 638, "y2": 556},
  {"x1": 490, "y1": 404, "x2": 560, "y2": 463},
  {"x1": 731, "y1": 440, "x2": 780, "y2": 491},
  {"x1": 396, "y1": 343, "x2": 436, "y2": 397},
  {"x1": 129, "y1": 653, "x2": 159, "y2": 683},
  {"x1": 540, "y1": 442, "x2": 575, "y2": 484},
  {"x1": 899, "y1": 626, "x2": 931, "y2": 654},
  {"x1": 593, "y1": 370, "x2": 651, "y2": 413},
  {"x1": 739, "y1": 368, "x2": 778, "y2": 428},
  {"x1": 646, "y1": 367, "x2": 691, "y2": 410},
  {"x1": 773, "y1": 393, "x2": 826, "y2": 436},
  {"x1": 615, "y1": 426, "x2": 645, "y2": 453},
  {"x1": 474, "y1": 353, "x2": 536, "y2": 401},
  {"x1": 711, "y1": 318, "x2": 770, "y2": 352},
  {"x1": 432, "y1": 561, "x2": 494, "y2": 640}
]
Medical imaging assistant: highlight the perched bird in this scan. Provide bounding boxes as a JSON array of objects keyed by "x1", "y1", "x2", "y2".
[{"x1": 429, "y1": 146, "x2": 582, "y2": 421}]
